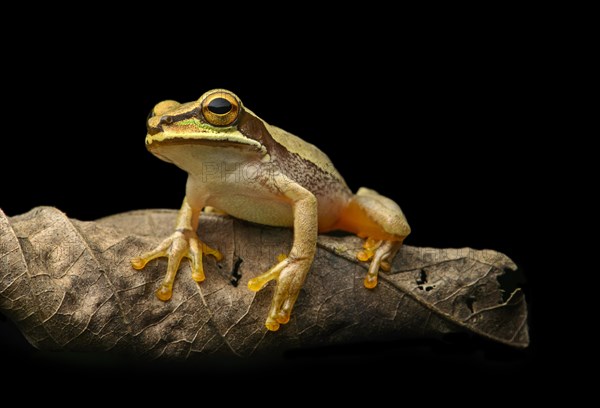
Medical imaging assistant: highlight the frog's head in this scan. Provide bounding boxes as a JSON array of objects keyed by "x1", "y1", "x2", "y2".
[{"x1": 145, "y1": 89, "x2": 270, "y2": 165}]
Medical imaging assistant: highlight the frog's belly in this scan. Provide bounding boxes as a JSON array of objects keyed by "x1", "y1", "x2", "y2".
[
  {"x1": 206, "y1": 193, "x2": 345, "y2": 230},
  {"x1": 208, "y1": 194, "x2": 294, "y2": 227}
]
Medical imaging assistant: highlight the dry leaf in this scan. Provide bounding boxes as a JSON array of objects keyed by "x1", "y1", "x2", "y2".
[{"x1": 0, "y1": 206, "x2": 528, "y2": 358}]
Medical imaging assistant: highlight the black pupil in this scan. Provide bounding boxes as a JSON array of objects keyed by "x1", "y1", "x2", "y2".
[{"x1": 207, "y1": 98, "x2": 232, "y2": 114}]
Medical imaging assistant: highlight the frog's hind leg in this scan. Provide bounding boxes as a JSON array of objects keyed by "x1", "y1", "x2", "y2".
[
  {"x1": 335, "y1": 187, "x2": 410, "y2": 289},
  {"x1": 358, "y1": 239, "x2": 403, "y2": 288}
]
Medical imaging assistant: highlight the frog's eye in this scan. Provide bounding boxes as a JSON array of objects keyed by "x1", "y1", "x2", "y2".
[{"x1": 201, "y1": 91, "x2": 240, "y2": 127}]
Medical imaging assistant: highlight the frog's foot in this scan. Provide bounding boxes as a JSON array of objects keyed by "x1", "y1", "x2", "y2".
[
  {"x1": 131, "y1": 229, "x2": 223, "y2": 301},
  {"x1": 247, "y1": 254, "x2": 310, "y2": 331},
  {"x1": 357, "y1": 238, "x2": 402, "y2": 289}
]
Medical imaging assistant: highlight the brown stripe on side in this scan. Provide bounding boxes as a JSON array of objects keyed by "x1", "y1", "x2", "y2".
[
  {"x1": 237, "y1": 109, "x2": 352, "y2": 200},
  {"x1": 237, "y1": 109, "x2": 294, "y2": 161}
]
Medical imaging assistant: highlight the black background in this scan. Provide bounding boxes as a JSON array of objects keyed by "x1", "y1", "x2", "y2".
[{"x1": 0, "y1": 15, "x2": 553, "y2": 396}]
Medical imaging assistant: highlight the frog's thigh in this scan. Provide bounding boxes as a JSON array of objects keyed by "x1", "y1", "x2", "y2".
[{"x1": 337, "y1": 187, "x2": 410, "y2": 240}]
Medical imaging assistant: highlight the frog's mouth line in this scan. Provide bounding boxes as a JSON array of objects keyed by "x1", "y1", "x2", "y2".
[{"x1": 145, "y1": 134, "x2": 266, "y2": 154}]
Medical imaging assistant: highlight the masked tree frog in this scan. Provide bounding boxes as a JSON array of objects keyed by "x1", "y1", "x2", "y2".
[{"x1": 131, "y1": 89, "x2": 411, "y2": 331}]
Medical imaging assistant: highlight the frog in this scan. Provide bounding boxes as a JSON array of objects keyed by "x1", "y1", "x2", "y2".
[{"x1": 131, "y1": 89, "x2": 411, "y2": 331}]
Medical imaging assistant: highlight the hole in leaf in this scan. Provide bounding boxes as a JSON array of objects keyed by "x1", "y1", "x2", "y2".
[
  {"x1": 496, "y1": 266, "x2": 527, "y2": 302},
  {"x1": 230, "y1": 257, "x2": 243, "y2": 287},
  {"x1": 416, "y1": 269, "x2": 427, "y2": 285},
  {"x1": 466, "y1": 296, "x2": 476, "y2": 313}
]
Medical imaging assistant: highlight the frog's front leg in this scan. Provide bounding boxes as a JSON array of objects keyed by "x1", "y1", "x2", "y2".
[
  {"x1": 247, "y1": 177, "x2": 317, "y2": 331},
  {"x1": 337, "y1": 187, "x2": 411, "y2": 289},
  {"x1": 131, "y1": 198, "x2": 223, "y2": 300}
]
